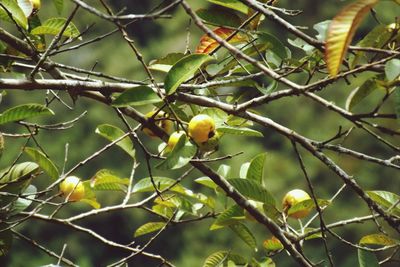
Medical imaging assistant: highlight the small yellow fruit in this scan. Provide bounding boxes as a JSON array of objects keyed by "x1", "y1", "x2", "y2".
[
  {"x1": 142, "y1": 110, "x2": 173, "y2": 138},
  {"x1": 188, "y1": 114, "x2": 215, "y2": 143},
  {"x1": 282, "y1": 189, "x2": 311, "y2": 219},
  {"x1": 59, "y1": 176, "x2": 85, "y2": 202},
  {"x1": 165, "y1": 131, "x2": 186, "y2": 153}
]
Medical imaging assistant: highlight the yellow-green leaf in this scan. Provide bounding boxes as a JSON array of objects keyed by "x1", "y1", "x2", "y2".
[
  {"x1": 325, "y1": 0, "x2": 379, "y2": 76},
  {"x1": 31, "y1": 18, "x2": 80, "y2": 39},
  {"x1": 359, "y1": 234, "x2": 399, "y2": 247}
]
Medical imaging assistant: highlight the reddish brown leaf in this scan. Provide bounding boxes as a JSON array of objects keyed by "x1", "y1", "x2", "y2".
[
  {"x1": 325, "y1": 0, "x2": 379, "y2": 76},
  {"x1": 196, "y1": 27, "x2": 247, "y2": 54}
]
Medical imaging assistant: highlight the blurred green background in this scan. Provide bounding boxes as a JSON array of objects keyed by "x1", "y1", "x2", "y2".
[{"x1": 1, "y1": 0, "x2": 399, "y2": 266}]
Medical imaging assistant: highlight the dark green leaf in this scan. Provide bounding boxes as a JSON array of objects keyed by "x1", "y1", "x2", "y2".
[
  {"x1": 229, "y1": 223, "x2": 257, "y2": 249},
  {"x1": 0, "y1": 104, "x2": 54, "y2": 125},
  {"x1": 24, "y1": 147, "x2": 59, "y2": 180},
  {"x1": 10, "y1": 184, "x2": 36, "y2": 215},
  {"x1": 258, "y1": 32, "x2": 288, "y2": 60},
  {"x1": 112, "y1": 86, "x2": 161, "y2": 107},
  {"x1": 210, "y1": 205, "x2": 244, "y2": 230},
  {"x1": 95, "y1": 124, "x2": 135, "y2": 159},
  {"x1": 395, "y1": 88, "x2": 400, "y2": 122},
  {"x1": 358, "y1": 249, "x2": 379, "y2": 267},
  {"x1": 134, "y1": 222, "x2": 165, "y2": 238},
  {"x1": 203, "y1": 250, "x2": 247, "y2": 267},
  {"x1": 0, "y1": 223, "x2": 12, "y2": 257},
  {"x1": 196, "y1": 7, "x2": 242, "y2": 28},
  {"x1": 52, "y1": 0, "x2": 64, "y2": 14},
  {"x1": 345, "y1": 76, "x2": 383, "y2": 111},
  {"x1": 164, "y1": 54, "x2": 213, "y2": 95}
]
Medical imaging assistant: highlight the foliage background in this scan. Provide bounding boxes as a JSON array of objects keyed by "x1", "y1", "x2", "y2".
[{"x1": 1, "y1": 0, "x2": 399, "y2": 266}]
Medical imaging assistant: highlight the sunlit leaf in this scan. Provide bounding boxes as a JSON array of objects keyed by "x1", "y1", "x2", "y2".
[
  {"x1": 52, "y1": 0, "x2": 64, "y2": 14},
  {"x1": 90, "y1": 169, "x2": 129, "y2": 191},
  {"x1": 287, "y1": 199, "x2": 330, "y2": 217},
  {"x1": 164, "y1": 54, "x2": 213, "y2": 95},
  {"x1": 95, "y1": 124, "x2": 135, "y2": 159},
  {"x1": 195, "y1": 177, "x2": 218, "y2": 190},
  {"x1": 359, "y1": 234, "x2": 399, "y2": 247},
  {"x1": 0, "y1": 0, "x2": 28, "y2": 29},
  {"x1": 196, "y1": 27, "x2": 247, "y2": 54},
  {"x1": 313, "y1": 20, "x2": 331, "y2": 41},
  {"x1": 366, "y1": 190, "x2": 400, "y2": 216},
  {"x1": 112, "y1": 86, "x2": 161, "y2": 107},
  {"x1": 132, "y1": 177, "x2": 186, "y2": 195},
  {"x1": 203, "y1": 250, "x2": 247, "y2": 267},
  {"x1": 134, "y1": 222, "x2": 165, "y2": 238},
  {"x1": 81, "y1": 181, "x2": 100, "y2": 209},
  {"x1": 229, "y1": 223, "x2": 257, "y2": 250},
  {"x1": 0, "y1": 104, "x2": 54, "y2": 125},
  {"x1": 31, "y1": 18, "x2": 80, "y2": 39},
  {"x1": 325, "y1": 0, "x2": 379, "y2": 76},
  {"x1": 16, "y1": 0, "x2": 33, "y2": 18},
  {"x1": 24, "y1": 147, "x2": 59, "y2": 180}
]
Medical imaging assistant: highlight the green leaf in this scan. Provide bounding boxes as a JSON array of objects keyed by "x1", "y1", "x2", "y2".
[
  {"x1": 210, "y1": 205, "x2": 244, "y2": 230},
  {"x1": 313, "y1": 20, "x2": 331, "y2": 41},
  {"x1": 134, "y1": 222, "x2": 165, "y2": 238},
  {"x1": 0, "y1": 104, "x2": 54, "y2": 125},
  {"x1": 52, "y1": 0, "x2": 64, "y2": 14},
  {"x1": 194, "y1": 177, "x2": 218, "y2": 190},
  {"x1": 164, "y1": 54, "x2": 213, "y2": 95},
  {"x1": 229, "y1": 223, "x2": 257, "y2": 250},
  {"x1": 345, "y1": 76, "x2": 383, "y2": 111},
  {"x1": 31, "y1": 18, "x2": 80, "y2": 39},
  {"x1": 24, "y1": 147, "x2": 59, "y2": 180},
  {"x1": 80, "y1": 181, "x2": 100, "y2": 209},
  {"x1": 0, "y1": 162, "x2": 39, "y2": 207},
  {"x1": 156, "y1": 134, "x2": 196, "y2": 170},
  {"x1": 385, "y1": 59, "x2": 400, "y2": 81},
  {"x1": 10, "y1": 184, "x2": 36, "y2": 215},
  {"x1": 228, "y1": 178, "x2": 276, "y2": 206},
  {"x1": 149, "y1": 53, "x2": 185, "y2": 73},
  {"x1": 217, "y1": 126, "x2": 263, "y2": 137},
  {"x1": 17, "y1": 0, "x2": 33, "y2": 18},
  {"x1": 258, "y1": 32, "x2": 288, "y2": 60},
  {"x1": 90, "y1": 169, "x2": 130, "y2": 191},
  {"x1": 246, "y1": 153, "x2": 267, "y2": 184},
  {"x1": 217, "y1": 164, "x2": 231, "y2": 178},
  {"x1": 358, "y1": 249, "x2": 379, "y2": 267},
  {"x1": 359, "y1": 234, "x2": 399, "y2": 247},
  {"x1": 203, "y1": 250, "x2": 247, "y2": 267},
  {"x1": 0, "y1": 0, "x2": 28, "y2": 29},
  {"x1": 132, "y1": 177, "x2": 186, "y2": 195},
  {"x1": 0, "y1": 133, "x2": 4, "y2": 161},
  {"x1": 366, "y1": 190, "x2": 400, "y2": 216},
  {"x1": 112, "y1": 86, "x2": 161, "y2": 107},
  {"x1": 239, "y1": 162, "x2": 250, "y2": 178},
  {"x1": 0, "y1": 223, "x2": 12, "y2": 257},
  {"x1": 206, "y1": 0, "x2": 248, "y2": 14},
  {"x1": 196, "y1": 7, "x2": 242, "y2": 28},
  {"x1": 95, "y1": 124, "x2": 135, "y2": 159}
]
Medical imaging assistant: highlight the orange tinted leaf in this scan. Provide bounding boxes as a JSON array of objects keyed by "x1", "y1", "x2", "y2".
[
  {"x1": 196, "y1": 27, "x2": 247, "y2": 54},
  {"x1": 325, "y1": 0, "x2": 379, "y2": 76}
]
